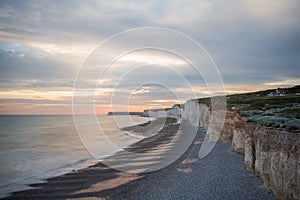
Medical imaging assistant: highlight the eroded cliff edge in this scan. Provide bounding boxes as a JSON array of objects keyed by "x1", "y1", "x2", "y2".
[
  {"x1": 142, "y1": 86, "x2": 299, "y2": 199},
  {"x1": 181, "y1": 100, "x2": 299, "y2": 200},
  {"x1": 221, "y1": 108, "x2": 299, "y2": 200},
  {"x1": 154, "y1": 95, "x2": 300, "y2": 200}
]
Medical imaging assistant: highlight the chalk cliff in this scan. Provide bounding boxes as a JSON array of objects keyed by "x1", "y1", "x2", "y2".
[
  {"x1": 242, "y1": 124, "x2": 299, "y2": 200},
  {"x1": 169, "y1": 100, "x2": 299, "y2": 200},
  {"x1": 142, "y1": 105, "x2": 182, "y2": 119}
]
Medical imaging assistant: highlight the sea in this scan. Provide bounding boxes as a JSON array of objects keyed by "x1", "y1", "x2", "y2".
[{"x1": 0, "y1": 115, "x2": 152, "y2": 198}]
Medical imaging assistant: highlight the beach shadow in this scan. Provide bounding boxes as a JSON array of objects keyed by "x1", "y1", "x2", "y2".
[
  {"x1": 5, "y1": 123, "x2": 205, "y2": 199},
  {"x1": 3, "y1": 161, "x2": 146, "y2": 199}
]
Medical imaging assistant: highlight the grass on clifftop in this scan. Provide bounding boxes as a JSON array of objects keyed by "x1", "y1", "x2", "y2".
[{"x1": 196, "y1": 85, "x2": 300, "y2": 131}]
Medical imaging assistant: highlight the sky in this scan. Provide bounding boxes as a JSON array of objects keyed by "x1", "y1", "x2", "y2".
[{"x1": 0, "y1": 0, "x2": 299, "y2": 114}]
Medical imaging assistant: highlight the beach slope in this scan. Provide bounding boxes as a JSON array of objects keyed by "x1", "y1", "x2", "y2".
[{"x1": 4, "y1": 123, "x2": 275, "y2": 200}]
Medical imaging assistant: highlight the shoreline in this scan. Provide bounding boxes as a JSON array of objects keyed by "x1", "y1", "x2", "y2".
[
  {"x1": 3, "y1": 123, "x2": 181, "y2": 199},
  {"x1": 0, "y1": 116, "x2": 172, "y2": 198},
  {"x1": 0, "y1": 115, "x2": 157, "y2": 198},
  {"x1": 121, "y1": 117, "x2": 178, "y2": 138},
  {"x1": 3, "y1": 122, "x2": 275, "y2": 199}
]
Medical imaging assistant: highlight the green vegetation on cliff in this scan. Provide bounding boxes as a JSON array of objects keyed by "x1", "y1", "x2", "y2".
[{"x1": 197, "y1": 85, "x2": 300, "y2": 131}]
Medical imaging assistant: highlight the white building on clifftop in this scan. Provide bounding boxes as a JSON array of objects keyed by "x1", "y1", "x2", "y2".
[{"x1": 267, "y1": 88, "x2": 286, "y2": 96}]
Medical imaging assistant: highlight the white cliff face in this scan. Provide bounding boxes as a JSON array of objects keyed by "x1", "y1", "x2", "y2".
[
  {"x1": 232, "y1": 129, "x2": 246, "y2": 154},
  {"x1": 148, "y1": 110, "x2": 167, "y2": 118},
  {"x1": 149, "y1": 98, "x2": 298, "y2": 200},
  {"x1": 182, "y1": 100, "x2": 200, "y2": 126},
  {"x1": 177, "y1": 99, "x2": 299, "y2": 200},
  {"x1": 198, "y1": 104, "x2": 210, "y2": 129},
  {"x1": 142, "y1": 105, "x2": 181, "y2": 119},
  {"x1": 181, "y1": 101, "x2": 210, "y2": 128},
  {"x1": 232, "y1": 122, "x2": 300, "y2": 200},
  {"x1": 244, "y1": 135, "x2": 254, "y2": 172},
  {"x1": 166, "y1": 105, "x2": 181, "y2": 119},
  {"x1": 182, "y1": 101, "x2": 215, "y2": 139}
]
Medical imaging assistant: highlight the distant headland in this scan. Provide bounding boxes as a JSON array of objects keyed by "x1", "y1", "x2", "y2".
[{"x1": 107, "y1": 112, "x2": 143, "y2": 116}]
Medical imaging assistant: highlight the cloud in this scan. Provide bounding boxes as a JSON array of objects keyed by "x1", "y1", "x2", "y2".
[
  {"x1": 132, "y1": 86, "x2": 151, "y2": 95},
  {"x1": 1, "y1": 1, "x2": 299, "y2": 79},
  {"x1": 0, "y1": 44, "x2": 75, "y2": 80},
  {"x1": 0, "y1": 0, "x2": 299, "y2": 114}
]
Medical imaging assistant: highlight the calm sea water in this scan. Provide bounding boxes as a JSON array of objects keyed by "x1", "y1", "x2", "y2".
[{"x1": 0, "y1": 115, "x2": 151, "y2": 197}]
